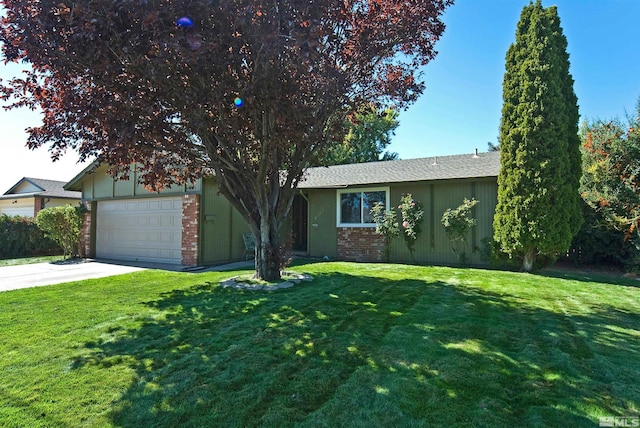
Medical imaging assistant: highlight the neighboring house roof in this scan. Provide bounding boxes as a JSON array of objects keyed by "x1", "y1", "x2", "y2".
[
  {"x1": 298, "y1": 150, "x2": 501, "y2": 189},
  {"x1": 0, "y1": 177, "x2": 82, "y2": 200}
]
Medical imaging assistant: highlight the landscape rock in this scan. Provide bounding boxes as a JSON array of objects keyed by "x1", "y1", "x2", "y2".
[
  {"x1": 277, "y1": 281, "x2": 294, "y2": 289},
  {"x1": 219, "y1": 272, "x2": 314, "y2": 292}
]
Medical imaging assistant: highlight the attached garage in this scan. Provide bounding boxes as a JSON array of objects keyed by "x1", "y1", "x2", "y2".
[
  {"x1": 0, "y1": 204, "x2": 34, "y2": 217},
  {"x1": 96, "y1": 197, "x2": 182, "y2": 264}
]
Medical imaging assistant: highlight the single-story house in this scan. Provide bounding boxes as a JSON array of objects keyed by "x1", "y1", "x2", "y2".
[
  {"x1": 64, "y1": 150, "x2": 500, "y2": 266},
  {"x1": 0, "y1": 177, "x2": 81, "y2": 218}
]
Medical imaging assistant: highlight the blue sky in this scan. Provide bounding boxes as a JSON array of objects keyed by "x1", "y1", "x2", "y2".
[{"x1": 1, "y1": 0, "x2": 639, "y2": 192}]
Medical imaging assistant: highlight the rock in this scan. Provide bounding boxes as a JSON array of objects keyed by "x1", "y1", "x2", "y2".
[
  {"x1": 263, "y1": 285, "x2": 280, "y2": 291},
  {"x1": 278, "y1": 281, "x2": 294, "y2": 289}
]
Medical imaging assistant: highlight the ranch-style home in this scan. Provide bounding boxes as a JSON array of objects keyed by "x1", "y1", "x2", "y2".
[
  {"x1": 64, "y1": 150, "x2": 500, "y2": 267},
  {"x1": 0, "y1": 177, "x2": 81, "y2": 218}
]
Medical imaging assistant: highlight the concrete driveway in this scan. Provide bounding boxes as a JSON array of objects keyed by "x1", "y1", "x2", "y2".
[{"x1": 0, "y1": 260, "x2": 147, "y2": 292}]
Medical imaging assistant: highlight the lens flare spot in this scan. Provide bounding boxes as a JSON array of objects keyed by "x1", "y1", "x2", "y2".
[
  {"x1": 234, "y1": 97, "x2": 243, "y2": 107},
  {"x1": 176, "y1": 17, "x2": 194, "y2": 28}
]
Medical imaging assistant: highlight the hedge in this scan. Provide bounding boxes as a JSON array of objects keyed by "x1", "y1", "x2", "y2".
[{"x1": 0, "y1": 214, "x2": 61, "y2": 259}]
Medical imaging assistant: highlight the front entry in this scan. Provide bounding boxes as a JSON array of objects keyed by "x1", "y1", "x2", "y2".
[{"x1": 291, "y1": 194, "x2": 308, "y2": 252}]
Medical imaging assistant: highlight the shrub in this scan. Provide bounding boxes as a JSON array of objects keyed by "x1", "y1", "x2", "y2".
[
  {"x1": 441, "y1": 198, "x2": 479, "y2": 265},
  {"x1": 566, "y1": 200, "x2": 639, "y2": 271},
  {"x1": 398, "y1": 194, "x2": 424, "y2": 260},
  {"x1": 36, "y1": 205, "x2": 83, "y2": 258},
  {"x1": 0, "y1": 214, "x2": 59, "y2": 258},
  {"x1": 371, "y1": 202, "x2": 400, "y2": 262}
]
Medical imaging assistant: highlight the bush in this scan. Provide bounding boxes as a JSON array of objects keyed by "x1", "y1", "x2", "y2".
[
  {"x1": 371, "y1": 202, "x2": 400, "y2": 262},
  {"x1": 566, "y1": 201, "x2": 639, "y2": 271},
  {"x1": 0, "y1": 214, "x2": 60, "y2": 259},
  {"x1": 36, "y1": 205, "x2": 84, "y2": 258},
  {"x1": 441, "y1": 198, "x2": 478, "y2": 265},
  {"x1": 398, "y1": 194, "x2": 424, "y2": 260}
]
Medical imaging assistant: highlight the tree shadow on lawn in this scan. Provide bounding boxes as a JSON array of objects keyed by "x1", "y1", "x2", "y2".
[{"x1": 71, "y1": 272, "x2": 639, "y2": 427}]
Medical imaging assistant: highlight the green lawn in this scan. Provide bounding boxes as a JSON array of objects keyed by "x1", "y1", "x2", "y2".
[
  {"x1": 0, "y1": 255, "x2": 64, "y2": 266},
  {"x1": 0, "y1": 261, "x2": 638, "y2": 427}
]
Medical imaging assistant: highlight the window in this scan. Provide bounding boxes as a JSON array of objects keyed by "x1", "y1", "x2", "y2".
[{"x1": 337, "y1": 187, "x2": 389, "y2": 227}]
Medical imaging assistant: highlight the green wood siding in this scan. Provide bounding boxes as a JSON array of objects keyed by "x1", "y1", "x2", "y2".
[
  {"x1": 93, "y1": 168, "x2": 114, "y2": 199},
  {"x1": 200, "y1": 178, "x2": 250, "y2": 264},
  {"x1": 307, "y1": 189, "x2": 337, "y2": 259},
  {"x1": 306, "y1": 178, "x2": 497, "y2": 266},
  {"x1": 114, "y1": 166, "x2": 135, "y2": 197},
  {"x1": 82, "y1": 179, "x2": 93, "y2": 199},
  {"x1": 79, "y1": 164, "x2": 202, "y2": 200}
]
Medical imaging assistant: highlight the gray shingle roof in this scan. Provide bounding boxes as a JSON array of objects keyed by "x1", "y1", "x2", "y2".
[
  {"x1": 1, "y1": 177, "x2": 81, "y2": 199},
  {"x1": 298, "y1": 151, "x2": 501, "y2": 189}
]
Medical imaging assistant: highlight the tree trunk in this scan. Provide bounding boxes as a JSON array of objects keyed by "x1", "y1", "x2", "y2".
[
  {"x1": 256, "y1": 221, "x2": 280, "y2": 281},
  {"x1": 522, "y1": 249, "x2": 536, "y2": 272},
  {"x1": 253, "y1": 214, "x2": 283, "y2": 282}
]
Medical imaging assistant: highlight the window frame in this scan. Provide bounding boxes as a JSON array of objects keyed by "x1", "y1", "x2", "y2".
[{"x1": 336, "y1": 186, "x2": 390, "y2": 227}]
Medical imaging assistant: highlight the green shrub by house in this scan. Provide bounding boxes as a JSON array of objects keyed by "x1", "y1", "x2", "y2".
[
  {"x1": 0, "y1": 214, "x2": 59, "y2": 258},
  {"x1": 36, "y1": 205, "x2": 83, "y2": 258},
  {"x1": 442, "y1": 198, "x2": 479, "y2": 265}
]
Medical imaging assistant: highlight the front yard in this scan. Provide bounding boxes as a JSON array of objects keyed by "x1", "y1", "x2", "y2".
[
  {"x1": 0, "y1": 261, "x2": 638, "y2": 427},
  {"x1": 0, "y1": 255, "x2": 65, "y2": 266}
]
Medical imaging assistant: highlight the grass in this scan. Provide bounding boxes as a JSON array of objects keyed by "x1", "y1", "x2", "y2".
[
  {"x1": 0, "y1": 261, "x2": 638, "y2": 427},
  {"x1": 0, "y1": 255, "x2": 64, "y2": 266}
]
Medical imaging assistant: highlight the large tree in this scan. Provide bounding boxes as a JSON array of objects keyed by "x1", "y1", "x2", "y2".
[
  {"x1": 1, "y1": 0, "x2": 452, "y2": 280},
  {"x1": 319, "y1": 105, "x2": 399, "y2": 166},
  {"x1": 493, "y1": 0, "x2": 582, "y2": 271},
  {"x1": 580, "y1": 99, "x2": 640, "y2": 250}
]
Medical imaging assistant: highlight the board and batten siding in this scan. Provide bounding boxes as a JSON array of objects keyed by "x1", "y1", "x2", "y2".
[
  {"x1": 80, "y1": 164, "x2": 202, "y2": 200},
  {"x1": 200, "y1": 178, "x2": 251, "y2": 264},
  {"x1": 306, "y1": 177, "x2": 497, "y2": 266},
  {"x1": 306, "y1": 189, "x2": 338, "y2": 259}
]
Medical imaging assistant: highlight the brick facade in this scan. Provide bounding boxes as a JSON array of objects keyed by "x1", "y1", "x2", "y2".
[
  {"x1": 78, "y1": 210, "x2": 92, "y2": 258},
  {"x1": 181, "y1": 194, "x2": 200, "y2": 266},
  {"x1": 33, "y1": 197, "x2": 44, "y2": 218},
  {"x1": 337, "y1": 227, "x2": 384, "y2": 262}
]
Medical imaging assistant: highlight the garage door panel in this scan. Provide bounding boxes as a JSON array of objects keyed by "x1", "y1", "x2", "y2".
[{"x1": 96, "y1": 197, "x2": 183, "y2": 264}]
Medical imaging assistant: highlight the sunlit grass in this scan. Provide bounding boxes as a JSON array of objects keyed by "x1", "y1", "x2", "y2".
[
  {"x1": 0, "y1": 261, "x2": 638, "y2": 427},
  {"x1": 0, "y1": 255, "x2": 64, "y2": 266}
]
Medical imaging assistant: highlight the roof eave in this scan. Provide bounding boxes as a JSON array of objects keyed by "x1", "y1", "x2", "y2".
[{"x1": 64, "y1": 160, "x2": 101, "y2": 191}]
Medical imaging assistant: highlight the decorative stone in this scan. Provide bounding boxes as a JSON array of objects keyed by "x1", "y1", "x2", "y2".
[
  {"x1": 277, "y1": 281, "x2": 294, "y2": 289},
  {"x1": 219, "y1": 271, "x2": 314, "y2": 291},
  {"x1": 221, "y1": 281, "x2": 235, "y2": 288}
]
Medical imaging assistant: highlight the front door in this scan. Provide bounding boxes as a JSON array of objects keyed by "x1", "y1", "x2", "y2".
[{"x1": 291, "y1": 194, "x2": 308, "y2": 252}]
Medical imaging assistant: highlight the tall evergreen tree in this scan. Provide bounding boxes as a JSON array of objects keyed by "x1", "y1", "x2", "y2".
[{"x1": 493, "y1": 0, "x2": 582, "y2": 271}]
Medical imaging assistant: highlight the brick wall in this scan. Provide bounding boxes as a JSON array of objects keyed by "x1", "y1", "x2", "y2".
[
  {"x1": 337, "y1": 227, "x2": 384, "y2": 262},
  {"x1": 181, "y1": 194, "x2": 200, "y2": 266},
  {"x1": 33, "y1": 197, "x2": 44, "y2": 217},
  {"x1": 78, "y1": 210, "x2": 92, "y2": 258}
]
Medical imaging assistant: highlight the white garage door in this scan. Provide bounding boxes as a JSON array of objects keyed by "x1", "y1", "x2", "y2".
[
  {"x1": 0, "y1": 206, "x2": 34, "y2": 217},
  {"x1": 96, "y1": 197, "x2": 183, "y2": 264}
]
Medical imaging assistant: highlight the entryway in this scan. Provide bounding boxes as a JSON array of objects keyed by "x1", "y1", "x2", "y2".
[{"x1": 291, "y1": 194, "x2": 308, "y2": 252}]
